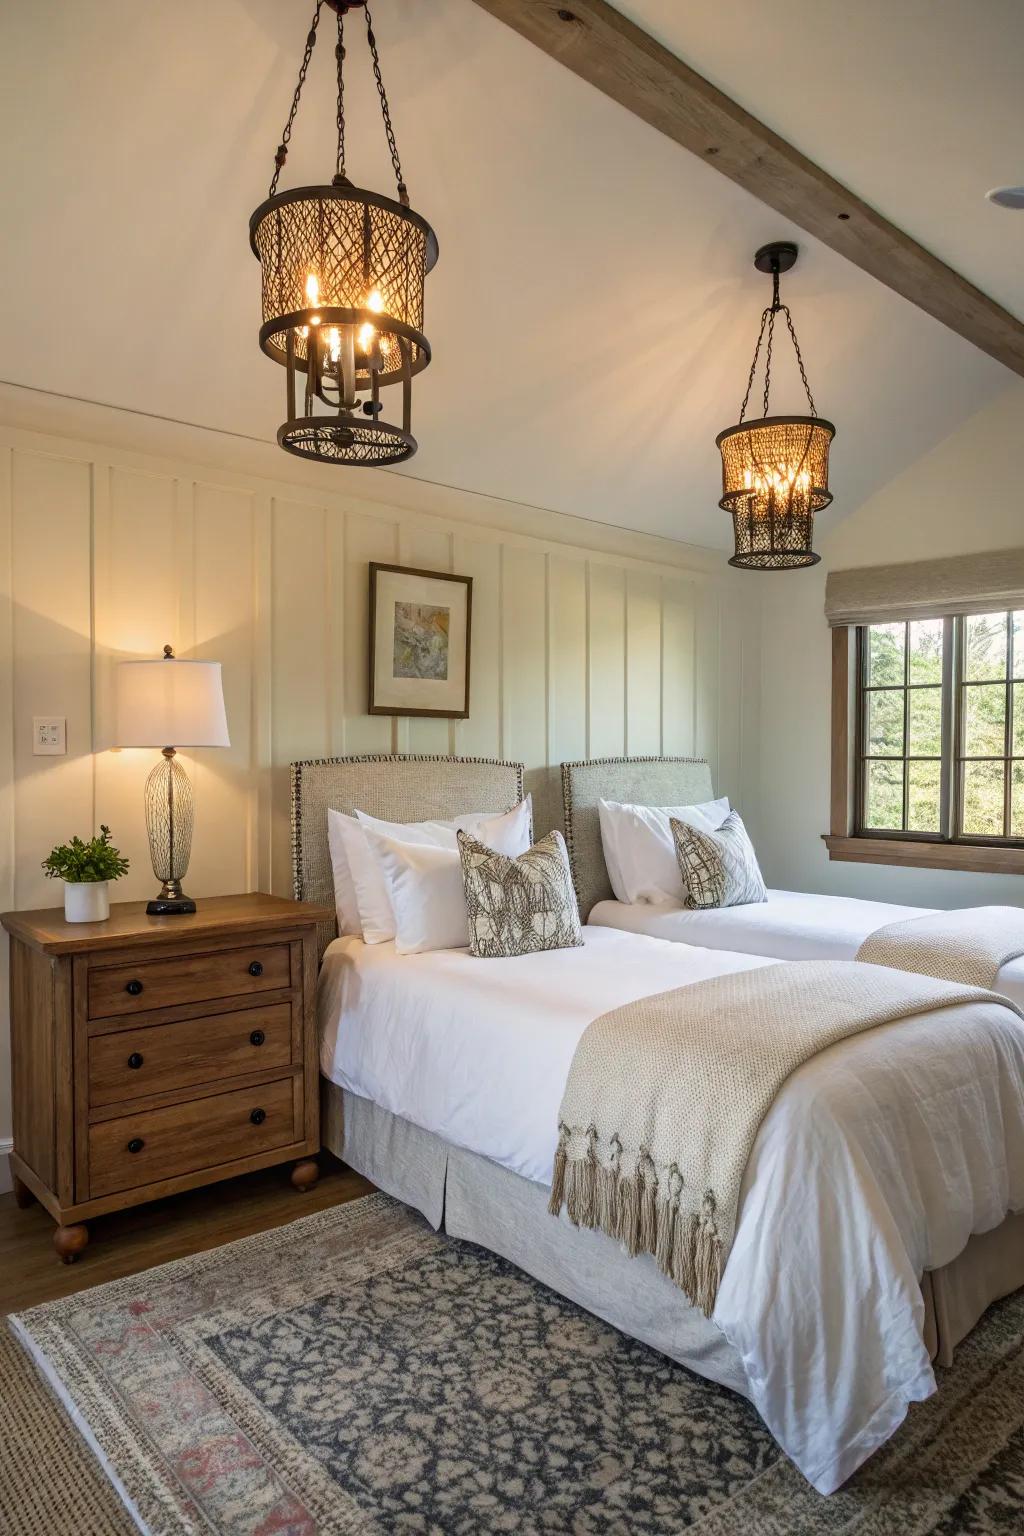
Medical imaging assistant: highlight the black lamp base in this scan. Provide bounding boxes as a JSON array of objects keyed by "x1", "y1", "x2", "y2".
[{"x1": 146, "y1": 892, "x2": 197, "y2": 916}]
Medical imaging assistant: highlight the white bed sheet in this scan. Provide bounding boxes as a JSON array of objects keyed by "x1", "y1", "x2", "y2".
[
  {"x1": 589, "y1": 889, "x2": 1024, "y2": 1007},
  {"x1": 318, "y1": 926, "x2": 1024, "y2": 1496}
]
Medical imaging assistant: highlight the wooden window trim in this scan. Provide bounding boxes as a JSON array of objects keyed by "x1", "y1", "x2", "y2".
[
  {"x1": 824, "y1": 623, "x2": 1024, "y2": 875},
  {"x1": 822, "y1": 833, "x2": 1024, "y2": 875}
]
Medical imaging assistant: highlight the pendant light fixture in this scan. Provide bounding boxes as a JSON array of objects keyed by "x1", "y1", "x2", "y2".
[
  {"x1": 250, "y1": 0, "x2": 438, "y2": 467},
  {"x1": 716, "y1": 242, "x2": 835, "y2": 570}
]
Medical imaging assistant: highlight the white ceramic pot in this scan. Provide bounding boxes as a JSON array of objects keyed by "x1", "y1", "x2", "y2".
[{"x1": 64, "y1": 880, "x2": 110, "y2": 923}]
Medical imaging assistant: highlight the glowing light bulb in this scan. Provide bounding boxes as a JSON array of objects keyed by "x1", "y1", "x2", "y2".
[
  {"x1": 328, "y1": 327, "x2": 341, "y2": 364},
  {"x1": 357, "y1": 289, "x2": 385, "y2": 356},
  {"x1": 305, "y1": 272, "x2": 321, "y2": 324}
]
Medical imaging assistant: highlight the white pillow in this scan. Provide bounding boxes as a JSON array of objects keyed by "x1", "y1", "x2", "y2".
[
  {"x1": 327, "y1": 809, "x2": 364, "y2": 936},
  {"x1": 357, "y1": 796, "x2": 532, "y2": 854},
  {"x1": 597, "y1": 797, "x2": 731, "y2": 905},
  {"x1": 362, "y1": 798, "x2": 535, "y2": 955},
  {"x1": 363, "y1": 832, "x2": 470, "y2": 954},
  {"x1": 329, "y1": 798, "x2": 533, "y2": 944},
  {"x1": 329, "y1": 810, "x2": 455, "y2": 944}
]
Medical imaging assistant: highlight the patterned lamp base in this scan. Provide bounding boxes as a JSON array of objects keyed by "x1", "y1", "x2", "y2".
[{"x1": 144, "y1": 749, "x2": 196, "y2": 915}]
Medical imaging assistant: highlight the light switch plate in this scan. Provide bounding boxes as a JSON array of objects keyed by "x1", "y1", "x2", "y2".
[{"x1": 33, "y1": 717, "x2": 66, "y2": 755}]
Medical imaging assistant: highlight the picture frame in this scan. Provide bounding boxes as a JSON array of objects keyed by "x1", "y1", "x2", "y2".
[{"x1": 368, "y1": 562, "x2": 473, "y2": 718}]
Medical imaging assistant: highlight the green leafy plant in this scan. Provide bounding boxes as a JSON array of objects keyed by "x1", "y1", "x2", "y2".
[{"x1": 42, "y1": 825, "x2": 130, "y2": 884}]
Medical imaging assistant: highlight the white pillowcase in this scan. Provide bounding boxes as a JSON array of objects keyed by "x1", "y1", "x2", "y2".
[
  {"x1": 362, "y1": 832, "x2": 470, "y2": 954},
  {"x1": 363, "y1": 797, "x2": 536, "y2": 954},
  {"x1": 326, "y1": 809, "x2": 364, "y2": 937},
  {"x1": 597, "y1": 796, "x2": 731, "y2": 905},
  {"x1": 330, "y1": 811, "x2": 454, "y2": 944},
  {"x1": 327, "y1": 797, "x2": 532, "y2": 944}
]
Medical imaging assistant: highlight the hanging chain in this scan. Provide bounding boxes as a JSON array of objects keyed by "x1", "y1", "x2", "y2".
[
  {"x1": 335, "y1": 7, "x2": 346, "y2": 179},
  {"x1": 781, "y1": 305, "x2": 818, "y2": 416},
  {"x1": 761, "y1": 305, "x2": 777, "y2": 417},
  {"x1": 364, "y1": 5, "x2": 408, "y2": 205},
  {"x1": 738, "y1": 262, "x2": 817, "y2": 421},
  {"x1": 738, "y1": 308, "x2": 769, "y2": 423},
  {"x1": 268, "y1": 0, "x2": 411, "y2": 207},
  {"x1": 269, "y1": 1, "x2": 324, "y2": 197}
]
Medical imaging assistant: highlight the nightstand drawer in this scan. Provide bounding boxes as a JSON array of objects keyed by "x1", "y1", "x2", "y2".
[
  {"x1": 87, "y1": 1076, "x2": 297, "y2": 1198},
  {"x1": 88, "y1": 943, "x2": 292, "y2": 1019},
  {"x1": 88, "y1": 1002, "x2": 295, "y2": 1107}
]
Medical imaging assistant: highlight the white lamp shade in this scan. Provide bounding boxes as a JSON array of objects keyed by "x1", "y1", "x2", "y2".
[{"x1": 116, "y1": 658, "x2": 230, "y2": 748}]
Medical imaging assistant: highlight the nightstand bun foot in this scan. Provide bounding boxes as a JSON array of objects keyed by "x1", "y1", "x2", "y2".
[
  {"x1": 291, "y1": 1159, "x2": 319, "y2": 1193},
  {"x1": 54, "y1": 1223, "x2": 89, "y2": 1264},
  {"x1": 12, "y1": 1173, "x2": 35, "y2": 1209}
]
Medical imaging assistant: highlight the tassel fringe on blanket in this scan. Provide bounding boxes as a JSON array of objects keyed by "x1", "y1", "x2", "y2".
[{"x1": 548, "y1": 1130, "x2": 723, "y2": 1317}]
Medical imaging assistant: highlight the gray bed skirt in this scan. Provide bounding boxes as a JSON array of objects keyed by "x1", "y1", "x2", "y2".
[{"x1": 322, "y1": 1080, "x2": 1024, "y2": 1380}]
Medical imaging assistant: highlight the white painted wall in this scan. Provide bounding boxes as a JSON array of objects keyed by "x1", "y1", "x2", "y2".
[
  {"x1": 756, "y1": 381, "x2": 1024, "y2": 909},
  {"x1": 0, "y1": 385, "x2": 762, "y2": 1184}
]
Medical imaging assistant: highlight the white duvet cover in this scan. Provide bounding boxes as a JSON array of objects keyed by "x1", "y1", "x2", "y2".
[
  {"x1": 589, "y1": 888, "x2": 1024, "y2": 1008},
  {"x1": 318, "y1": 926, "x2": 1024, "y2": 1495}
]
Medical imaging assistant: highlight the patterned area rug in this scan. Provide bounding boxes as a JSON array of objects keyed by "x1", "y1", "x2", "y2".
[{"x1": 7, "y1": 1192, "x2": 1024, "y2": 1535}]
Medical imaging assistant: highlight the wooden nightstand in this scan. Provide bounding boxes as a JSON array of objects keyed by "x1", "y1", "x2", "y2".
[{"x1": 1, "y1": 893, "x2": 333, "y2": 1262}]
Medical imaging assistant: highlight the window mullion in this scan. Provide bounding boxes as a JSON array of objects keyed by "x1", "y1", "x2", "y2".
[
  {"x1": 946, "y1": 615, "x2": 960, "y2": 840},
  {"x1": 1004, "y1": 611, "x2": 1013, "y2": 837},
  {"x1": 902, "y1": 621, "x2": 910, "y2": 832}
]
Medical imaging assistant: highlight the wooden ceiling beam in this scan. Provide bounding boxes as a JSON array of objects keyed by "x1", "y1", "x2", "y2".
[{"x1": 471, "y1": 0, "x2": 1024, "y2": 377}]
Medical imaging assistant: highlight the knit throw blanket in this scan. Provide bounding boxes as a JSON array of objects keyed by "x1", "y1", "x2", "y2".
[
  {"x1": 856, "y1": 906, "x2": 1024, "y2": 989},
  {"x1": 549, "y1": 960, "x2": 1010, "y2": 1317}
]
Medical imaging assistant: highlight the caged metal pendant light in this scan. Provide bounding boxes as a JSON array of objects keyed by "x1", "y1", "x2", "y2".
[
  {"x1": 250, "y1": 0, "x2": 438, "y2": 467},
  {"x1": 716, "y1": 242, "x2": 835, "y2": 570}
]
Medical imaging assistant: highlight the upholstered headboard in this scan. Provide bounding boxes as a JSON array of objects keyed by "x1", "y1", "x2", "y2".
[
  {"x1": 561, "y1": 756, "x2": 714, "y2": 920},
  {"x1": 291, "y1": 754, "x2": 525, "y2": 957}
]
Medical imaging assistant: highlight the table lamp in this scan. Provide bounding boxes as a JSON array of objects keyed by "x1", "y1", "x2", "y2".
[{"x1": 115, "y1": 645, "x2": 230, "y2": 914}]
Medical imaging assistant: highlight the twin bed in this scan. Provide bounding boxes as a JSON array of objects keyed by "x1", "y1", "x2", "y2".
[{"x1": 293, "y1": 752, "x2": 1024, "y2": 1497}]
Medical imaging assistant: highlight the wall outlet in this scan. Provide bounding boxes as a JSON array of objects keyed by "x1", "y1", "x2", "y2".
[{"x1": 33, "y1": 717, "x2": 66, "y2": 755}]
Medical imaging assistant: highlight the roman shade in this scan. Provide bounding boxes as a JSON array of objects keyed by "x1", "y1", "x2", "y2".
[{"x1": 825, "y1": 548, "x2": 1024, "y2": 628}]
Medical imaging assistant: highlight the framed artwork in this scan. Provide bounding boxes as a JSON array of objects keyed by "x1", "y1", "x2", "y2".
[{"x1": 368, "y1": 562, "x2": 473, "y2": 718}]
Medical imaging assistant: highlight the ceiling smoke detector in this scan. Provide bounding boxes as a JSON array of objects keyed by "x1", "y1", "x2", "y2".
[{"x1": 986, "y1": 185, "x2": 1024, "y2": 210}]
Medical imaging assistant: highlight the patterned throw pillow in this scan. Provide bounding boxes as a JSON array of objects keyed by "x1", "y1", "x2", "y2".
[
  {"x1": 457, "y1": 829, "x2": 583, "y2": 958},
  {"x1": 670, "y1": 810, "x2": 767, "y2": 910}
]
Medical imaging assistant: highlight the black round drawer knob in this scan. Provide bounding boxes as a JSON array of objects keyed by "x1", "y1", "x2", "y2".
[
  {"x1": 250, "y1": 1029, "x2": 266, "y2": 1047},
  {"x1": 248, "y1": 960, "x2": 264, "y2": 977},
  {"x1": 250, "y1": 1107, "x2": 266, "y2": 1126},
  {"x1": 127, "y1": 1052, "x2": 144, "y2": 1070},
  {"x1": 125, "y1": 979, "x2": 144, "y2": 996},
  {"x1": 127, "y1": 1137, "x2": 145, "y2": 1154}
]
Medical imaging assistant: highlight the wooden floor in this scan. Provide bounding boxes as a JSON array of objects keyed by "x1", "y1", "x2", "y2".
[{"x1": 0, "y1": 1154, "x2": 374, "y2": 1315}]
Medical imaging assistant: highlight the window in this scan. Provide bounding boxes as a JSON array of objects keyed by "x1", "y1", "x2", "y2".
[
  {"x1": 858, "y1": 618, "x2": 948, "y2": 836},
  {"x1": 826, "y1": 609, "x2": 1024, "y2": 873}
]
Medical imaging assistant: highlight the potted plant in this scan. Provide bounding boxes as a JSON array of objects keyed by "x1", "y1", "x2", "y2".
[{"x1": 42, "y1": 826, "x2": 130, "y2": 923}]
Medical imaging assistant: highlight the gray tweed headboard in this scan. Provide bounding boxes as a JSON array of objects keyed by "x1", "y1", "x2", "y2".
[
  {"x1": 291, "y1": 754, "x2": 525, "y2": 957},
  {"x1": 561, "y1": 756, "x2": 714, "y2": 921}
]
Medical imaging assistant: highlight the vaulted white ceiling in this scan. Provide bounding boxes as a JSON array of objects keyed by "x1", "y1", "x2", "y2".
[{"x1": 0, "y1": 0, "x2": 1018, "y2": 548}]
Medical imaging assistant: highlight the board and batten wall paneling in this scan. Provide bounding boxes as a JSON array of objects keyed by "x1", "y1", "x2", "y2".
[
  {"x1": 0, "y1": 414, "x2": 759, "y2": 1167},
  {"x1": 11, "y1": 450, "x2": 94, "y2": 913},
  {"x1": 587, "y1": 563, "x2": 626, "y2": 759},
  {"x1": 625, "y1": 569, "x2": 662, "y2": 757}
]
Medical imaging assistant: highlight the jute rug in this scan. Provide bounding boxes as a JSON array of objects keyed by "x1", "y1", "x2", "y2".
[{"x1": 4, "y1": 1192, "x2": 1024, "y2": 1535}]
